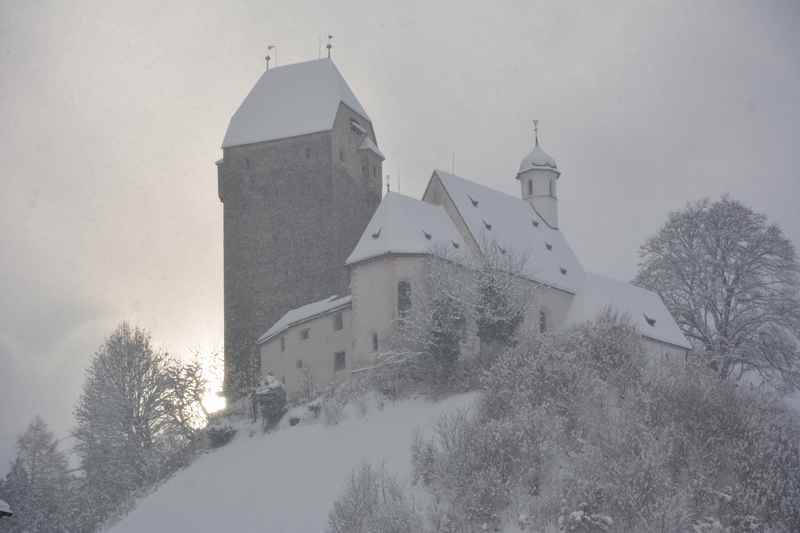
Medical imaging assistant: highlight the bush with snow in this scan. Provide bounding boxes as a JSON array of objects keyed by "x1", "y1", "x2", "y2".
[
  {"x1": 254, "y1": 375, "x2": 288, "y2": 430},
  {"x1": 405, "y1": 311, "x2": 800, "y2": 532},
  {"x1": 327, "y1": 462, "x2": 423, "y2": 533}
]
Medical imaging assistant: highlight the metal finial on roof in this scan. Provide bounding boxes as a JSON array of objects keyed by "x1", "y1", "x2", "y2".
[
  {"x1": 268, "y1": 45, "x2": 277, "y2": 66},
  {"x1": 386, "y1": 174, "x2": 390, "y2": 193},
  {"x1": 265, "y1": 53, "x2": 270, "y2": 70},
  {"x1": 533, "y1": 119, "x2": 540, "y2": 146},
  {"x1": 327, "y1": 35, "x2": 333, "y2": 58}
]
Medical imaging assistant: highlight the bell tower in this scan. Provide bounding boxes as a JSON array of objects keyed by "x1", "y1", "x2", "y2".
[{"x1": 517, "y1": 120, "x2": 560, "y2": 228}]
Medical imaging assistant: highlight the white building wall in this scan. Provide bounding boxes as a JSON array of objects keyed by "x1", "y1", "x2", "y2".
[
  {"x1": 259, "y1": 307, "x2": 353, "y2": 400},
  {"x1": 349, "y1": 255, "x2": 429, "y2": 369}
]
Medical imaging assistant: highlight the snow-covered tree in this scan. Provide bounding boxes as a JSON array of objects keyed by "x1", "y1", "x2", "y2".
[
  {"x1": 636, "y1": 196, "x2": 800, "y2": 388},
  {"x1": 73, "y1": 323, "x2": 206, "y2": 522},
  {"x1": 382, "y1": 242, "x2": 533, "y2": 391},
  {"x1": 0, "y1": 417, "x2": 73, "y2": 532},
  {"x1": 327, "y1": 463, "x2": 422, "y2": 533}
]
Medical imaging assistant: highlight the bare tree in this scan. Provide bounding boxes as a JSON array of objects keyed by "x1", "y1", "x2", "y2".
[
  {"x1": 382, "y1": 242, "x2": 534, "y2": 390},
  {"x1": 73, "y1": 323, "x2": 207, "y2": 521},
  {"x1": 636, "y1": 196, "x2": 800, "y2": 388},
  {"x1": 0, "y1": 417, "x2": 73, "y2": 532}
]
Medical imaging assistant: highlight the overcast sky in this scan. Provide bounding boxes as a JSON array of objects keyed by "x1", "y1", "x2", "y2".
[{"x1": 1, "y1": 0, "x2": 798, "y2": 472}]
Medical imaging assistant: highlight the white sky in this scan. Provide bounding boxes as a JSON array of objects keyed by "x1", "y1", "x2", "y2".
[{"x1": 1, "y1": 0, "x2": 798, "y2": 471}]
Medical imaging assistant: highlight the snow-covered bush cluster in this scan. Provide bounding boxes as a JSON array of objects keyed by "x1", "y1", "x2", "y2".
[
  {"x1": 334, "y1": 311, "x2": 800, "y2": 532},
  {"x1": 327, "y1": 463, "x2": 422, "y2": 533}
]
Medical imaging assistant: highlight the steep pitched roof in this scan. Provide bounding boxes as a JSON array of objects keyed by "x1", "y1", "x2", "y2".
[
  {"x1": 222, "y1": 58, "x2": 370, "y2": 148},
  {"x1": 428, "y1": 170, "x2": 584, "y2": 293},
  {"x1": 346, "y1": 192, "x2": 468, "y2": 266},
  {"x1": 256, "y1": 294, "x2": 352, "y2": 345},
  {"x1": 564, "y1": 273, "x2": 692, "y2": 350}
]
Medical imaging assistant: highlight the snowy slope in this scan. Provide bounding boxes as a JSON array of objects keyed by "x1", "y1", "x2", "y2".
[{"x1": 108, "y1": 394, "x2": 477, "y2": 533}]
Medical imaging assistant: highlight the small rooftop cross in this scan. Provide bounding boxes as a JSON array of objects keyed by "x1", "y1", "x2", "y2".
[
  {"x1": 533, "y1": 119, "x2": 540, "y2": 146},
  {"x1": 326, "y1": 35, "x2": 333, "y2": 58}
]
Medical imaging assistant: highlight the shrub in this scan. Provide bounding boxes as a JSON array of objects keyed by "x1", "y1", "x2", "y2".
[
  {"x1": 206, "y1": 424, "x2": 236, "y2": 448},
  {"x1": 254, "y1": 376, "x2": 287, "y2": 431},
  {"x1": 327, "y1": 463, "x2": 422, "y2": 533}
]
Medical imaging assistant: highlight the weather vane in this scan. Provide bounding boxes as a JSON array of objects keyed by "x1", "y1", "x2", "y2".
[
  {"x1": 533, "y1": 119, "x2": 540, "y2": 146},
  {"x1": 327, "y1": 35, "x2": 333, "y2": 58}
]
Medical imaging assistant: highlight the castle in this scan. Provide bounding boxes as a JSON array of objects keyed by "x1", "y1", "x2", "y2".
[{"x1": 219, "y1": 58, "x2": 690, "y2": 399}]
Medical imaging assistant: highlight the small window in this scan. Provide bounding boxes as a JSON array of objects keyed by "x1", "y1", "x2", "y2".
[
  {"x1": 300, "y1": 328, "x2": 310, "y2": 340},
  {"x1": 305, "y1": 147, "x2": 311, "y2": 159},
  {"x1": 280, "y1": 336, "x2": 286, "y2": 352},
  {"x1": 362, "y1": 165, "x2": 368, "y2": 177},
  {"x1": 398, "y1": 281, "x2": 412, "y2": 317},
  {"x1": 334, "y1": 351, "x2": 346, "y2": 372},
  {"x1": 539, "y1": 310, "x2": 547, "y2": 333},
  {"x1": 527, "y1": 180, "x2": 533, "y2": 196},
  {"x1": 372, "y1": 332, "x2": 379, "y2": 352},
  {"x1": 296, "y1": 359, "x2": 303, "y2": 369},
  {"x1": 339, "y1": 149, "x2": 345, "y2": 162},
  {"x1": 549, "y1": 180, "x2": 555, "y2": 197},
  {"x1": 333, "y1": 312, "x2": 343, "y2": 331},
  {"x1": 372, "y1": 166, "x2": 377, "y2": 178}
]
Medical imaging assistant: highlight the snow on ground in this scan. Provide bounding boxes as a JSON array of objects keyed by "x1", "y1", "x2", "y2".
[{"x1": 108, "y1": 393, "x2": 478, "y2": 533}]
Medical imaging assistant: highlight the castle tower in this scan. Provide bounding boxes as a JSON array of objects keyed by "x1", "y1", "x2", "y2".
[
  {"x1": 516, "y1": 121, "x2": 560, "y2": 228},
  {"x1": 218, "y1": 58, "x2": 384, "y2": 397}
]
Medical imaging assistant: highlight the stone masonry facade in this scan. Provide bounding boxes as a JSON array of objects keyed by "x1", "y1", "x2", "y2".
[{"x1": 220, "y1": 103, "x2": 382, "y2": 397}]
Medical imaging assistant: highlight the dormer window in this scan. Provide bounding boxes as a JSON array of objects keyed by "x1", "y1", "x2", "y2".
[
  {"x1": 644, "y1": 313, "x2": 657, "y2": 327},
  {"x1": 483, "y1": 220, "x2": 492, "y2": 230},
  {"x1": 545, "y1": 243, "x2": 553, "y2": 251},
  {"x1": 371, "y1": 228, "x2": 382, "y2": 239},
  {"x1": 468, "y1": 195, "x2": 479, "y2": 207},
  {"x1": 423, "y1": 230, "x2": 432, "y2": 240},
  {"x1": 532, "y1": 219, "x2": 539, "y2": 228},
  {"x1": 350, "y1": 119, "x2": 366, "y2": 135}
]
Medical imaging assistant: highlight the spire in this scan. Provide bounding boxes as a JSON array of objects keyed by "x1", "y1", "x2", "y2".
[
  {"x1": 327, "y1": 35, "x2": 333, "y2": 58},
  {"x1": 533, "y1": 119, "x2": 539, "y2": 146}
]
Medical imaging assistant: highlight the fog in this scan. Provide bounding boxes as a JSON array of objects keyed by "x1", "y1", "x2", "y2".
[{"x1": 1, "y1": 0, "x2": 798, "y2": 471}]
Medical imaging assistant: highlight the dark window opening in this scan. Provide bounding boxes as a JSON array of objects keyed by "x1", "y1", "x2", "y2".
[
  {"x1": 398, "y1": 281, "x2": 412, "y2": 317},
  {"x1": 300, "y1": 328, "x2": 310, "y2": 340},
  {"x1": 372, "y1": 332, "x2": 379, "y2": 352},
  {"x1": 539, "y1": 310, "x2": 547, "y2": 333},
  {"x1": 333, "y1": 312, "x2": 343, "y2": 331},
  {"x1": 527, "y1": 180, "x2": 533, "y2": 196},
  {"x1": 296, "y1": 359, "x2": 303, "y2": 369},
  {"x1": 545, "y1": 243, "x2": 552, "y2": 250},
  {"x1": 644, "y1": 313, "x2": 657, "y2": 327},
  {"x1": 339, "y1": 149, "x2": 345, "y2": 162},
  {"x1": 334, "y1": 351, "x2": 346, "y2": 372},
  {"x1": 305, "y1": 147, "x2": 311, "y2": 159},
  {"x1": 280, "y1": 336, "x2": 285, "y2": 352}
]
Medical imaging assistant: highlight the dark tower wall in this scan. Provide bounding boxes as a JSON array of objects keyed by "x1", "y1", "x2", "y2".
[{"x1": 220, "y1": 104, "x2": 382, "y2": 396}]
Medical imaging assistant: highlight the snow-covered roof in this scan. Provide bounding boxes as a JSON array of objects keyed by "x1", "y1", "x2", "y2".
[
  {"x1": 256, "y1": 294, "x2": 352, "y2": 345},
  {"x1": 346, "y1": 192, "x2": 468, "y2": 266},
  {"x1": 222, "y1": 58, "x2": 370, "y2": 148},
  {"x1": 518, "y1": 143, "x2": 559, "y2": 174},
  {"x1": 428, "y1": 170, "x2": 584, "y2": 293},
  {"x1": 565, "y1": 273, "x2": 692, "y2": 350},
  {"x1": 358, "y1": 136, "x2": 385, "y2": 160},
  {"x1": 0, "y1": 499, "x2": 12, "y2": 516}
]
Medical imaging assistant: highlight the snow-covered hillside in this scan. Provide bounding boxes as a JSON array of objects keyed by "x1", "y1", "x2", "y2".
[{"x1": 108, "y1": 393, "x2": 477, "y2": 533}]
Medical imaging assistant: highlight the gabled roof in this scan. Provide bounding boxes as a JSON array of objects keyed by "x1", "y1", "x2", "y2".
[
  {"x1": 564, "y1": 273, "x2": 692, "y2": 350},
  {"x1": 346, "y1": 192, "x2": 468, "y2": 266},
  {"x1": 428, "y1": 170, "x2": 584, "y2": 293},
  {"x1": 256, "y1": 294, "x2": 352, "y2": 345},
  {"x1": 358, "y1": 136, "x2": 385, "y2": 160},
  {"x1": 222, "y1": 58, "x2": 370, "y2": 148}
]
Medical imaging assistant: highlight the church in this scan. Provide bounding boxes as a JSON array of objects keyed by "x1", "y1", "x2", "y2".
[{"x1": 218, "y1": 57, "x2": 691, "y2": 400}]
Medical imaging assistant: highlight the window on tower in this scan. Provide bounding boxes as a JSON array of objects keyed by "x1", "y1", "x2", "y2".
[
  {"x1": 398, "y1": 281, "x2": 412, "y2": 318},
  {"x1": 333, "y1": 312, "x2": 343, "y2": 331},
  {"x1": 528, "y1": 180, "x2": 533, "y2": 196},
  {"x1": 339, "y1": 149, "x2": 345, "y2": 162},
  {"x1": 549, "y1": 180, "x2": 555, "y2": 197}
]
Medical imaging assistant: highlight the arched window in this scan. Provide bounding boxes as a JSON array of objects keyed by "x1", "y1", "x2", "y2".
[
  {"x1": 539, "y1": 309, "x2": 548, "y2": 333},
  {"x1": 527, "y1": 180, "x2": 533, "y2": 196},
  {"x1": 398, "y1": 281, "x2": 412, "y2": 317}
]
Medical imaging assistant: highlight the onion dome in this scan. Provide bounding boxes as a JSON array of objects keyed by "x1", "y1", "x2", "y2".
[{"x1": 518, "y1": 142, "x2": 558, "y2": 174}]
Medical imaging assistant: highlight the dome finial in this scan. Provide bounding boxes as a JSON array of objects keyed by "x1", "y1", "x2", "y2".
[{"x1": 533, "y1": 119, "x2": 539, "y2": 146}]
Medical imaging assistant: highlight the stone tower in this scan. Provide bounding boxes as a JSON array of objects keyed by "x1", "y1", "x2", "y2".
[
  {"x1": 218, "y1": 58, "x2": 384, "y2": 397},
  {"x1": 517, "y1": 125, "x2": 560, "y2": 228}
]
